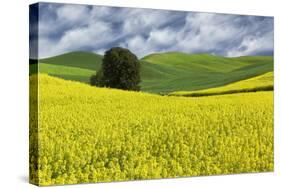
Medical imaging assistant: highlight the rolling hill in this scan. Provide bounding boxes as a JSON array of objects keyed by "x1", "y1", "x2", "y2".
[
  {"x1": 169, "y1": 71, "x2": 273, "y2": 97},
  {"x1": 140, "y1": 52, "x2": 273, "y2": 93},
  {"x1": 30, "y1": 51, "x2": 102, "y2": 83},
  {"x1": 39, "y1": 51, "x2": 102, "y2": 70},
  {"x1": 30, "y1": 51, "x2": 273, "y2": 94}
]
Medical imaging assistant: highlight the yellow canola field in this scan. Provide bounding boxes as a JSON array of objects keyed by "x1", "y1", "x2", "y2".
[{"x1": 30, "y1": 74, "x2": 273, "y2": 186}]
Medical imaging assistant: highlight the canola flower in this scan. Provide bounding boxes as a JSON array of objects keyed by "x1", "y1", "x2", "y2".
[{"x1": 30, "y1": 74, "x2": 273, "y2": 186}]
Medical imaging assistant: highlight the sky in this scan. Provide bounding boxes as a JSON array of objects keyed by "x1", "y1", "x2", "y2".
[{"x1": 30, "y1": 2, "x2": 274, "y2": 59}]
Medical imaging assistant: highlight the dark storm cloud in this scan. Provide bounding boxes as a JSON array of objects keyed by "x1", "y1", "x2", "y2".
[{"x1": 30, "y1": 2, "x2": 274, "y2": 59}]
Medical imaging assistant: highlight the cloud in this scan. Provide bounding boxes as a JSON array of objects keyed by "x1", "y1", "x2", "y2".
[
  {"x1": 226, "y1": 30, "x2": 274, "y2": 57},
  {"x1": 148, "y1": 28, "x2": 177, "y2": 47},
  {"x1": 39, "y1": 21, "x2": 114, "y2": 57},
  {"x1": 120, "y1": 35, "x2": 153, "y2": 58},
  {"x1": 56, "y1": 4, "x2": 90, "y2": 25},
  {"x1": 31, "y1": 2, "x2": 274, "y2": 59},
  {"x1": 121, "y1": 9, "x2": 177, "y2": 34},
  {"x1": 176, "y1": 13, "x2": 244, "y2": 53}
]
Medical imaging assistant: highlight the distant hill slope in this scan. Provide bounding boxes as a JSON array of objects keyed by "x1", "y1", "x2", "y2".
[
  {"x1": 30, "y1": 51, "x2": 102, "y2": 83},
  {"x1": 31, "y1": 63, "x2": 97, "y2": 83},
  {"x1": 30, "y1": 51, "x2": 273, "y2": 94},
  {"x1": 40, "y1": 51, "x2": 102, "y2": 70},
  {"x1": 169, "y1": 72, "x2": 273, "y2": 97},
  {"x1": 140, "y1": 52, "x2": 273, "y2": 93}
]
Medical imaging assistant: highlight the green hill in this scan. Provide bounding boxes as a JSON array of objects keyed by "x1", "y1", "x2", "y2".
[
  {"x1": 30, "y1": 51, "x2": 102, "y2": 83},
  {"x1": 31, "y1": 63, "x2": 97, "y2": 83},
  {"x1": 30, "y1": 51, "x2": 273, "y2": 94},
  {"x1": 169, "y1": 72, "x2": 273, "y2": 97},
  {"x1": 40, "y1": 51, "x2": 102, "y2": 70},
  {"x1": 140, "y1": 52, "x2": 273, "y2": 93}
]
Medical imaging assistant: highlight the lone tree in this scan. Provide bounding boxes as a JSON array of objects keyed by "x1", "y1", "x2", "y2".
[{"x1": 91, "y1": 47, "x2": 141, "y2": 91}]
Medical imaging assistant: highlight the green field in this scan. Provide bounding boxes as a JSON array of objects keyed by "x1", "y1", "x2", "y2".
[
  {"x1": 30, "y1": 74, "x2": 273, "y2": 185},
  {"x1": 30, "y1": 63, "x2": 96, "y2": 83},
  {"x1": 30, "y1": 51, "x2": 273, "y2": 94},
  {"x1": 30, "y1": 51, "x2": 102, "y2": 83},
  {"x1": 169, "y1": 72, "x2": 273, "y2": 97}
]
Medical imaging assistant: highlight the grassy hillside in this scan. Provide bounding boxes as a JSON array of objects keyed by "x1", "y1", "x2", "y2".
[
  {"x1": 142, "y1": 52, "x2": 252, "y2": 73},
  {"x1": 31, "y1": 63, "x2": 96, "y2": 83},
  {"x1": 30, "y1": 74, "x2": 273, "y2": 186},
  {"x1": 30, "y1": 51, "x2": 102, "y2": 83},
  {"x1": 169, "y1": 72, "x2": 273, "y2": 97},
  {"x1": 141, "y1": 52, "x2": 273, "y2": 93},
  {"x1": 30, "y1": 51, "x2": 273, "y2": 94},
  {"x1": 39, "y1": 51, "x2": 102, "y2": 70},
  {"x1": 230, "y1": 56, "x2": 274, "y2": 64}
]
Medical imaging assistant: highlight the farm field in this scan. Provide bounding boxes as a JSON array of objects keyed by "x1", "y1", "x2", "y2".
[
  {"x1": 30, "y1": 63, "x2": 97, "y2": 83},
  {"x1": 169, "y1": 72, "x2": 273, "y2": 97},
  {"x1": 29, "y1": 51, "x2": 273, "y2": 94},
  {"x1": 29, "y1": 52, "x2": 102, "y2": 83},
  {"x1": 30, "y1": 74, "x2": 274, "y2": 186},
  {"x1": 141, "y1": 52, "x2": 273, "y2": 93}
]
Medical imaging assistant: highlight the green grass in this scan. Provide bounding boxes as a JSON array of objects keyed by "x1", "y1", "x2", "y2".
[
  {"x1": 140, "y1": 52, "x2": 273, "y2": 93},
  {"x1": 39, "y1": 51, "x2": 102, "y2": 70},
  {"x1": 142, "y1": 52, "x2": 252, "y2": 73},
  {"x1": 230, "y1": 56, "x2": 274, "y2": 64},
  {"x1": 169, "y1": 72, "x2": 273, "y2": 97},
  {"x1": 30, "y1": 51, "x2": 273, "y2": 94},
  {"x1": 30, "y1": 51, "x2": 102, "y2": 83},
  {"x1": 37, "y1": 63, "x2": 96, "y2": 83}
]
